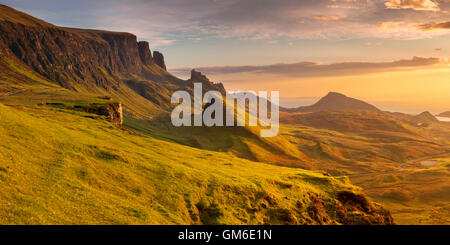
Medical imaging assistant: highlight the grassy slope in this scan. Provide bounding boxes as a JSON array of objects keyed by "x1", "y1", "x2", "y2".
[
  {"x1": 124, "y1": 116, "x2": 312, "y2": 169},
  {"x1": 351, "y1": 157, "x2": 450, "y2": 225},
  {"x1": 124, "y1": 108, "x2": 447, "y2": 172},
  {"x1": 0, "y1": 103, "x2": 392, "y2": 224},
  {"x1": 279, "y1": 110, "x2": 447, "y2": 173},
  {"x1": 0, "y1": 4, "x2": 54, "y2": 27},
  {"x1": 122, "y1": 95, "x2": 450, "y2": 225},
  {"x1": 279, "y1": 115, "x2": 450, "y2": 224}
]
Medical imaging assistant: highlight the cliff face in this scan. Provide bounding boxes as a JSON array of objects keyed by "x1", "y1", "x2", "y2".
[
  {"x1": 138, "y1": 41, "x2": 153, "y2": 65},
  {"x1": 153, "y1": 51, "x2": 166, "y2": 70},
  {"x1": 0, "y1": 20, "x2": 155, "y2": 90},
  {"x1": 0, "y1": 38, "x2": 6, "y2": 55}
]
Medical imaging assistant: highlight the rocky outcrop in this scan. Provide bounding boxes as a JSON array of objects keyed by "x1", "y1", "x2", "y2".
[
  {"x1": 189, "y1": 69, "x2": 226, "y2": 95},
  {"x1": 153, "y1": 51, "x2": 166, "y2": 70},
  {"x1": 138, "y1": 41, "x2": 153, "y2": 65},
  {"x1": 335, "y1": 191, "x2": 394, "y2": 225},
  {"x1": 304, "y1": 191, "x2": 394, "y2": 225},
  {"x1": 190, "y1": 69, "x2": 209, "y2": 81},
  {"x1": 80, "y1": 102, "x2": 123, "y2": 126}
]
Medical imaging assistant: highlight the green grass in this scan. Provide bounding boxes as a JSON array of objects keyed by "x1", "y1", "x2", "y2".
[
  {"x1": 279, "y1": 114, "x2": 450, "y2": 224},
  {"x1": 0, "y1": 57, "x2": 59, "y2": 89},
  {"x1": 350, "y1": 159, "x2": 450, "y2": 224},
  {"x1": 0, "y1": 102, "x2": 393, "y2": 224}
]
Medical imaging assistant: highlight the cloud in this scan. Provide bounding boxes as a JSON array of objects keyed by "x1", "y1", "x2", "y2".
[
  {"x1": 377, "y1": 21, "x2": 406, "y2": 29},
  {"x1": 384, "y1": 0, "x2": 440, "y2": 11},
  {"x1": 313, "y1": 15, "x2": 347, "y2": 21},
  {"x1": 418, "y1": 21, "x2": 450, "y2": 30},
  {"x1": 170, "y1": 57, "x2": 442, "y2": 78},
  {"x1": 3, "y1": 0, "x2": 450, "y2": 43},
  {"x1": 327, "y1": 4, "x2": 358, "y2": 9}
]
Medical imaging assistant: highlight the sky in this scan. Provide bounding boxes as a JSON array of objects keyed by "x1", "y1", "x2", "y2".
[{"x1": 1, "y1": 0, "x2": 450, "y2": 113}]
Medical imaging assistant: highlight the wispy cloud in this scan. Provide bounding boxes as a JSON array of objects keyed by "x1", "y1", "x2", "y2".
[
  {"x1": 418, "y1": 21, "x2": 450, "y2": 30},
  {"x1": 171, "y1": 57, "x2": 442, "y2": 78},
  {"x1": 0, "y1": 0, "x2": 450, "y2": 45},
  {"x1": 313, "y1": 15, "x2": 347, "y2": 21},
  {"x1": 378, "y1": 21, "x2": 406, "y2": 29},
  {"x1": 2, "y1": 0, "x2": 450, "y2": 45},
  {"x1": 384, "y1": 0, "x2": 440, "y2": 11}
]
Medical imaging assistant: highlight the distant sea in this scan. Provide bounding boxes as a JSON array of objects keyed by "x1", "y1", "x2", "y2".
[{"x1": 436, "y1": 117, "x2": 450, "y2": 122}]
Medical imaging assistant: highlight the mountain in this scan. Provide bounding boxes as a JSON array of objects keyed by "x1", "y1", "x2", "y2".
[
  {"x1": 438, "y1": 111, "x2": 450, "y2": 118},
  {"x1": 283, "y1": 92, "x2": 380, "y2": 112},
  {"x1": 0, "y1": 4, "x2": 395, "y2": 225},
  {"x1": 411, "y1": 111, "x2": 439, "y2": 125},
  {"x1": 388, "y1": 111, "x2": 442, "y2": 128}
]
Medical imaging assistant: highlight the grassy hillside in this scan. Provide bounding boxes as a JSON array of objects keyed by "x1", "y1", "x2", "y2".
[
  {"x1": 279, "y1": 111, "x2": 447, "y2": 173},
  {"x1": 0, "y1": 103, "x2": 393, "y2": 224},
  {"x1": 351, "y1": 157, "x2": 450, "y2": 224},
  {"x1": 278, "y1": 110, "x2": 450, "y2": 224},
  {"x1": 125, "y1": 116, "x2": 312, "y2": 169},
  {"x1": 0, "y1": 4, "x2": 55, "y2": 27}
]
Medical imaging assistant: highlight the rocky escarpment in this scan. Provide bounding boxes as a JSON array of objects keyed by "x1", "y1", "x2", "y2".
[
  {"x1": 138, "y1": 41, "x2": 153, "y2": 65},
  {"x1": 0, "y1": 21, "x2": 159, "y2": 90},
  {"x1": 0, "y1": 4, "x2": 168, "y2": 91},
  {"x1": 153, "y1": 51, "x2": 166, "y2": 70}
]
